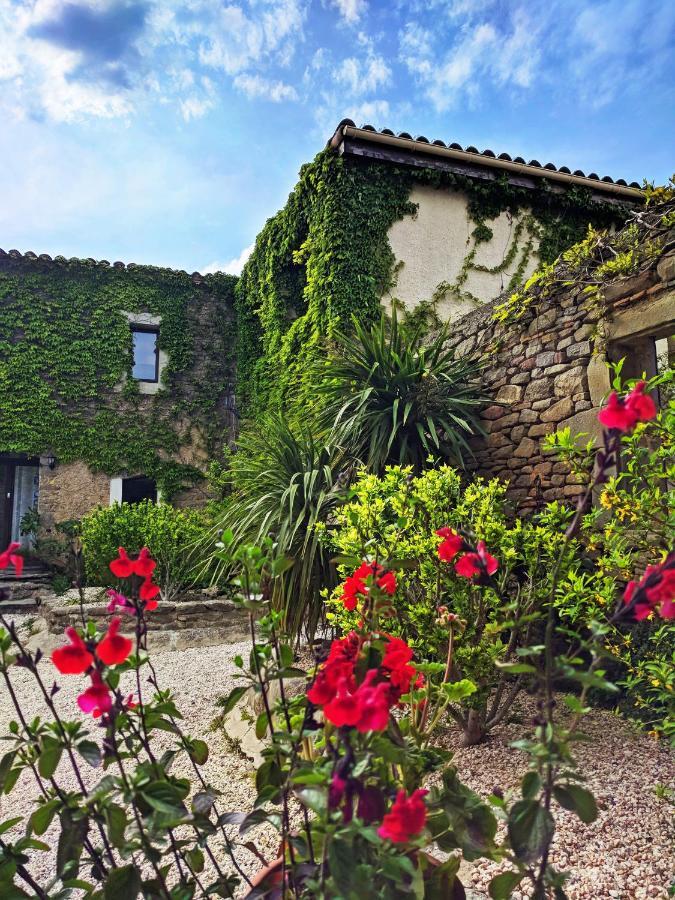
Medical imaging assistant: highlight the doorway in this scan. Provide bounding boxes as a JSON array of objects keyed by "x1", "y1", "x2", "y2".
[{"x1": 0, "y1": 455, "x2": 40, "y2": 550}]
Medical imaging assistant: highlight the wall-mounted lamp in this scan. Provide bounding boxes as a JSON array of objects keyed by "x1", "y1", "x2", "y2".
[{"x1": 46, "y1": 454, "x2": 57, "y2": 470}]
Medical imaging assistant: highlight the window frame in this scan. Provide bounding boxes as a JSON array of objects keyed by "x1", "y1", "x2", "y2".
[{"x1": 131, "y1": 325, "x2": 160, "y2": 384}]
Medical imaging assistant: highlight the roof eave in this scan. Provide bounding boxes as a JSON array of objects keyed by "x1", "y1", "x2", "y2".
[{"x1": 329, "y1": 121, "x2": 643, "y2": 203}]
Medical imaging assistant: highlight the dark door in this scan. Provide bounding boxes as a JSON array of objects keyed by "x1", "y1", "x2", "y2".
[{"x1": 0, "y1": 461, "x2": 15, "y2": 549}]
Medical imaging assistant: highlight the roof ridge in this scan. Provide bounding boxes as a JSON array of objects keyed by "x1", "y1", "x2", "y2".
[
  {"x1": 329, "y1": 119, "x2": 642, "y2": 193},
  {"x1": 0, "y1": 247, "x2": 229, "y2": 283}
]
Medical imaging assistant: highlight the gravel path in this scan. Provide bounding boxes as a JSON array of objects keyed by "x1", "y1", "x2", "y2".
[{"x1": 0, "y1": 617, "x2": 673, "y2": 898}]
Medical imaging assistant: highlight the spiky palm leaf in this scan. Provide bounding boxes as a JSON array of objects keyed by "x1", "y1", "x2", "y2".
[
  {"x1": 316, "y1": 309, "x2": 489, "y2": 473},
  {"x1": 208, "y1": 415, "x2": 344, "y2": 639}
]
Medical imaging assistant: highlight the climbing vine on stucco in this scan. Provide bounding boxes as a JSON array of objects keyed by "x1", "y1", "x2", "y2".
[
  {"x1": 236, "y1": 149, "x2": 628, "y2": 416},
  {"x1": 0, "y1": 259, "x2": 237, "y2": 497}
]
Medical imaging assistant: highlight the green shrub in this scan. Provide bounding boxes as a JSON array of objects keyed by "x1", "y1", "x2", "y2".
[
  {"x1": 80, "y1": 501, "x2": 210, "y2": 598},
  {"x1": 325, "y1": 465, "x2": 572, "y2": 744}
]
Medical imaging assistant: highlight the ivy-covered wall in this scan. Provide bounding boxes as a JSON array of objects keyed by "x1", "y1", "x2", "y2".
[
  {"x1": 0, "y1": 251, "x2": 238, "y2": 499},
  {"x1": 235, "y1": 149, "x2": 629, "y2": 417}
]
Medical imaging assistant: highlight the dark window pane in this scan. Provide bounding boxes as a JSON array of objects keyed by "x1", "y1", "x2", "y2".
[
  {"x1": 122, "y1": 476, "x2": 157, "y2": 504},
  {"x1": 132, "y1": 329, "x2": 158, "y2": 381}
]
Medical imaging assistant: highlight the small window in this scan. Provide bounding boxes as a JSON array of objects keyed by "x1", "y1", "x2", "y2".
[
  {"x1": 132, "y1": 327, "x2": 159, "y2": 382},
  {"x1": 122, "y1": 476, "x2": 157, "y2": 505}
]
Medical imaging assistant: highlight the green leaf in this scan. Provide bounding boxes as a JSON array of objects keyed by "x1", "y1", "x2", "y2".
[
  {"x1": 296, "y1": 787, "x2": 327, "y2": 815},
  {"x1": 495, "y1": 662, "x2": 537, "y2": 674},
  {"x1": 216, "y1": 686, "x2": 247, "y2": 716},
  {"x1": 56, "y1": 808, "x2": 87, "y2": 878},
  {"x1": 441, "y1": 679, "x2": 477, "y2": 703},
  {"x1": 192, "y1": 789, "x2": 219, "y2": 817},
  {"x1": 255, "y1": 712, "x2": 269, "y2": 741},
  {"x1": 141, "y1": 781, "x2": 186, "y2": 817},
  {"x1": 38, "y1": 741, "x2": 63, "y2": 779},
  {"x1": 553, "y1": 784, "x2": 598, "y2": 824},
  {"x1": 521, "y1": 771, "x2": 541, "y2": 800},
  {"x1": 507, "y1": 799, "x2": 554, "y2": 863},
  {"x1": 187, "y1": 739, "x2": 209, "y2": 766},
  {"x1": 104, "y1": 863, "x2": 141, "y2": 900},
  {"x1": 0, "y1": 816, "x2": 23, "y2": 835},
  {"x1": 489, "y1": 870, "x2": 523, "y2": 899},
  {"x1": 29, "y1": 799, "x2": 60, "y2": 836},
  {"x1": 105, "y1": 804, "x2": 128, "y2": 849},
  {"x1": 186, "y1": 847, "x2": 205, "y2": 874},
  {"x1": 76, "y1": 740, "x2": 102, "y2": 768},
  {"x1": 0, "y1": 752, "x2": 17, "y2": 793}
]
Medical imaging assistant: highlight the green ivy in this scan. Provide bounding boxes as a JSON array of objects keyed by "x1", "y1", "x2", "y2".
[
  {"x1": 236, "y1": 151, "x2": 629, "y2": 417},
  {"x1": 0, "y1": 259, "x2": 237, "y2": 498}
]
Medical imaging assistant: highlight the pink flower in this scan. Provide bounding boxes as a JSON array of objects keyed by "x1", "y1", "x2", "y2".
[
  {"x1": 455, "y1": 541, "x2": 499, "y2": 580},
  {"x1": 51, "y1": 627, "x2": 94, "y2": 675},
  {"x1": 436, "y1": 527, "x2": 464, "y2": 562},
  {"x1": 378, "y1": 789, "x2": 428, "y2": 843},
  {"x1": 598, "y1": 381, "x2": 657, "y2": 433},
  {"x1": 106, "y1": 589, "x2": 135, "y2": 615},
  {"x1": 77, "y1": 671, "x2": 112, "y2": 718},
  {"x1": 96, "y1": 617, "x2": 132, "y2": 667},
  {"x1": 0, "y1": 542, "x2": 23, "y2": 578}
]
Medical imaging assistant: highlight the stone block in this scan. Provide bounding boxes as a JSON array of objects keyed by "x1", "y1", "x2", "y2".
[
  {"x1": 574, "y1": 324, "x2": 594, "y2": 342},
  {"x1": 511, "y1": 425, "x2": 526, "y2": 442},
  {"x1": 566, "y1": 341, "x2": 591, "y2": 359},
  {"x1": 527, "y1": 309, "x2": 557, "y2": 335},
  {"x1": 603, "y1": 269, "x2": 657, "y2": 303},
  {"x1": 482, "y1": 404, "x2": 504, "y2": 420},
  {"x1": 496, "y1": 384, "x2": 523, "y2": 404},
  {"x1": 656, "y1": 252, "x2": 675, "y2": 283},
  {"x1": 514, "y1": 437, "x2": 537, "y2": 458},
  {"x1": 535, "y1": 351, "x2": 556, "y2": 367},
  {"x1": 519, "y1": 409, "x2": 539, "y2": 423},
  {"x1": 554, "y1": 366, "x2": 585, "y2": 398},
  {"x1": 524, "y1": 379, "x2": 551, "y2": 401},
  {"x1": 541, "y1": 397, "x2": 574, "y2": 422},
  {"x1": 528, "y1": 423, "x2": 554, "y2": 437}
]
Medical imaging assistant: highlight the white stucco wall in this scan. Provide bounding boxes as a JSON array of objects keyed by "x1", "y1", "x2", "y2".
[{"x1": 386, "y1": 184, "x2": 542, "y2": 321}]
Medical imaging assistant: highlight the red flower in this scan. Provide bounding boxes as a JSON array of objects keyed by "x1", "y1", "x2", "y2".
[
  {"x1": 339, "y1": 561, "x2": 397, "y2": 610},
  {"x1": 77, "y1": 671, "x2": 112, "y2": 718},
  {"x1": 51, "y1": 627, "x2": 94, "y2": 675},
  {"x1": 307, "y1": 632, "x2": 359, "y2": 706},
  {"x1": 110, "y1": 547, "x2": 159, "y2": 581},
  {"x1": 134, "y1": 547, "x2": 156, "y2": 578},
  {"x1": 436, "y1": 527, "x2": 463, "y2": 562},
  {"x1": 357, "y1": 786, "x2": 385, "y2": 824},
  {"x1": 140, "y1": 577, "x2": 160, "y2": 602},
  {"x1": 381, "y1": 636, "x2": 421, "y2": 699},
  {"x1": 109, "y1": 547, "x2": 134, "y2": 578},
  {"x1": 378, "y1": 789, "x2": 428, "y2": 843},
  {"x1": 0, "y1": 542, "x2": 23, "y2": 577},
  {"x1": 455, "y1": 541, "x2": 499, "y2": 580},
  {"x1": 328, "y1": 775, "x2": 347, "y2": 810},
  {"x1": 96, "y1": 617, "x2": 132, "y2": 666},
  {"x1": 323, "y1": 670, "x2": 392, "y2": 733},
  {"x1": 624, "y1": 556, "x2": 675, "y2": 620},
  {"x1": 598, "y1": 381, "x2": 657, "y2": 433}
]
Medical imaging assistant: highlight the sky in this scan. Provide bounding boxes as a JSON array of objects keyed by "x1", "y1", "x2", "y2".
[{"x1": 0, "y1": 0, "x2": 673, "y2": 275}]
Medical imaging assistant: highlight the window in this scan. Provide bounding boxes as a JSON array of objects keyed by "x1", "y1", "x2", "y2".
[
  {"x1": 121, "y1": 476, "x2": 157, "y2": 505},
  {"x1": 132, "y1": 327, "x2": 159, "y2": 382}
]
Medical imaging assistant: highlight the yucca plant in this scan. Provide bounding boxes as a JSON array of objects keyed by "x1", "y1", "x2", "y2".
[
  {"x1": 208, "y1": 415, "x2": 344, "y2": 639},
  {"x1": 316, "y1": 308, "x2": 489, "y2": 473}
]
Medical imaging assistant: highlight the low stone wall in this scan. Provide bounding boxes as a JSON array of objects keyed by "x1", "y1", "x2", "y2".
[{"x1": 44, "y1": 598, "x2": 250, "y2": 651}]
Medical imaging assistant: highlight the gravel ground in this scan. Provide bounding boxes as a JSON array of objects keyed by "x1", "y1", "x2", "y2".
[{"x1": 0, "y1": 615, "x2": 673, "y2": 898}]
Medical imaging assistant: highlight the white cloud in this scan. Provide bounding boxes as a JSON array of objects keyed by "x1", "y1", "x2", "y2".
[
  {"x1": 202, "y1": 243, "x2": 255, "y2": 276},
  {"x1": 331, "y1": 0, "x2": 366, "y2": 25},
  {"x1": 336, "y1": 53, "x2": 391, "y2": 94},
  {"x1": 233, "y1": 73, "x2": 298, "y2": 102}
]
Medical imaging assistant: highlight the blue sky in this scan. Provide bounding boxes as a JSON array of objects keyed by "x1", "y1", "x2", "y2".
[{"x1": 1, "y1": 0, "x2": 673, "y2": 274}]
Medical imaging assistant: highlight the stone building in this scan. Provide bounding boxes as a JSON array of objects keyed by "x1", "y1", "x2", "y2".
[
  {"x1": 0, "y1": 251, "x2": 237, "y2": 552},
  {"x1": 328, "y1": 119, "x2": 643, "y2": 321},
  {"x1": 442, "y1": 196, "x2": 675, "y2": 509}
]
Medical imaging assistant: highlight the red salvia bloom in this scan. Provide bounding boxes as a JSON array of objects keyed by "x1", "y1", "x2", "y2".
[
  {"x1": 339, "y1": 561, "x2": 396, "y2": 610},
  {"x1": 307, "y1": 633, "x2": 359, "y2": 706},
  {"x1": 51, "y1": 627, "x2": 94, "y2": 675},
  {"x1": 323, "y1": 670, "x2": 392, "y2": 733},
  {"x1": 0, "y1": 542, "x2": 24, "y2": 577},
  {"x1": 455, "y1": 540, "x2": 498, "y2": 580},
  {"x1": 378, "y1": 789, "x2": 428, "y2": 843},
  {"x1": 381, "y1": 636, "x2": 421, "y2": 699},
  {"x1": 134, "y1": 546, "x2": 157, "y2": 578},
  {"x1": 77, "y1": 671, "x2": 112, "y2": 718},
  {"x1": 139, "y1": 577, "x2": 160, "y2": 602},
  {"x1": 109, "y1": 547, "x2": 134, "y2": 578},
  {"x1": 96, "y1": 617, "x2": 132, "y2": 666},
  {"x1": 624, "y1": 554, "x2": 675, "y2": 621},
  {"x1": 598, "y1": 381, "x2": 657, "y2": 433},
  {"x1": 436, "y1": 527, "x2": 464, "y2": 562},
  {"x1": 106, "y1": 589, "x2": 136, "y2": 615}
]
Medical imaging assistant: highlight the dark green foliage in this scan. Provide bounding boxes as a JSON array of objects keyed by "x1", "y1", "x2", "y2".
[
  {"x1": 213, "y1": 416, "x2": 344, "y2": 637},
  {"x1": 236, "y1": 150, "x2": 629, "y2": 419},
  {"x1": 80, "y1": 500, "x2": 213, "y2": 595},
  {"x1": 316, "y1": 309, "x2": 489, "y2": 473},
  {"x1": 0, "y1": 259, "x2": 237, "y2": 496}
]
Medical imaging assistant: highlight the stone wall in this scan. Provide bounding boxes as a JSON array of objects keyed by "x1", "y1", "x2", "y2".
[
  {"x1": 447, "y1": 243, "x2": 675, "y2": 511},
  {"x1": 38, "y1": 460, "x2": 111, "y2": 533}
]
